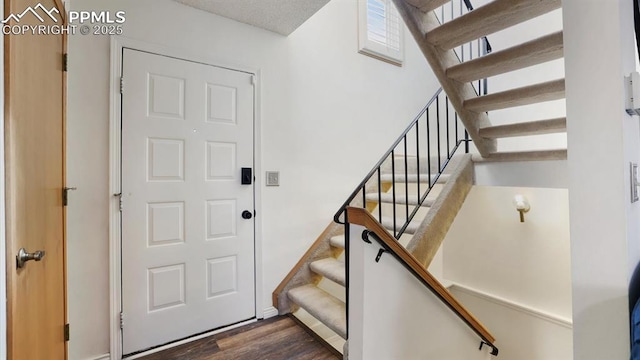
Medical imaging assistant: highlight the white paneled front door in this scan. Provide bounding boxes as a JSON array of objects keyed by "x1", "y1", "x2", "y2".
[{"x1": 121, "y1": 49, "x2": 256, "y2": 354}]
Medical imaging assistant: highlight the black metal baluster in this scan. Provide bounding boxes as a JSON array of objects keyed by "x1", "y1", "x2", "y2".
[
  {"x1": 362, "y1": 186, "x2": 366, "y2": 213},
  {"x1": 465, "y1": 130, "x2": 470, "y2": 153},
  {"x1": 391, "y1": 150, "x2": 397, "y2": 238},
  {"x1": 427, "y1": 110, "x2": 432, "y2": 188},
  {"x1": 377, "y1": 167, "x2": 382, "y2": 222},
  {"x1": 455, "y1": 112, "x2": 459, "y2": 145},
  {"x1": 446, "y1": 96, "x2": 450, "y2": 159},
  {"x1": 415, "y1": 121, "x2": 421, "y2": 205},
  {"x1": 436, "y1": 96, "x2": 441, "y2": 173},
  {"x1": 403, "y1": 136, "x2": 409, "y2": 224},
  {"x1": 460, "y1": 0, "x2": 464, "y2": 61}
]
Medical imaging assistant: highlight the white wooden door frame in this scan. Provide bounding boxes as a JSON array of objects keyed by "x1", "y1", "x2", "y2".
[{"x1": 109, "y1": 36, "x2": 264, "y2": 359}]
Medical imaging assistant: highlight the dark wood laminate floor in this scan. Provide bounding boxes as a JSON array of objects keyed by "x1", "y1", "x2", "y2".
[{"x1": 137, "y1": 316, "x2": 341, "y2": 360}]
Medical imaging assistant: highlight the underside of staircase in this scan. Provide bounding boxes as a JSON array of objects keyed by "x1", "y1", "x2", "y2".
[
  {"x1": 273, "y1": 0, "x2": 566, "y2": 356},
  {"x1": 397, "y1": 0, "x2": 566, "y2": 161}
]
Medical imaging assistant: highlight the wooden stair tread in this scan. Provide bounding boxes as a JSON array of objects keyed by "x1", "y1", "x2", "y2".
[
  {"x1": 472, "y1": 149, "x2": 568, "y2": 162},
  {"x1": 381, "y1": 216, "x2": 420, "y2": 234},
  {"x1": 365, "y1": 192, "x2": 435, "y2": 207},
  {"x1": 287, "y1": 285, "x2": 346, "y2": 339},
  {"x1": 405, "y1": 0, "x2": 450, "y2": 12},
  {"x1": 447, "y1": 31, "x2": 564, "y2": 82},
  {"x1": 478, "y1": 117, "x2": 567, "y2": 138},
  {"x1": 309, "y1": 258, "x2": 346, "y2": 286},
  {"x1": 464, "y1": 79, "x2": 565, "y2": 112},
  {"x1": 329, "y1": 235, "x2": 345, "y2": 250},
  {"x1": 380, "y1": 173, "x2": 450, "y2": 183},
  {"x1": 426, "y1": 0, "x2": 562, "y2": 50}
]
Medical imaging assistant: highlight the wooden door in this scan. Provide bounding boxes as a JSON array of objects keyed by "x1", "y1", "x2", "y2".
[
  {"x1": 121, "y1": 49, "x2": 256, "y2": 354},
  {"x1": 5, "y1": 0, "x2": 67, "y2": 359}
]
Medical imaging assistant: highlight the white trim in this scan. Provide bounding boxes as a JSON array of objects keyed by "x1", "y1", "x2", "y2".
[
  {"x1": 86, "y1": 354, "x2": 111, "y2": 360},
  {"x1": 262, "y1": 306, "x2": 279, "y2": 319},
  {"x1": 109, "y1": 36, "x2": 263, "y2": 359},
  {"x1": 448, "y1": 282, "x2": 573, "y2": 329},
  {"x1": 123, "y1": 319, "x2": 257, "y2": 359},
  {"x1": 252, "y1": 69, "x2": 265, "y2": 320},
  {"x1": 357, "y1": 0, "x2": 404, "y2": 66}
]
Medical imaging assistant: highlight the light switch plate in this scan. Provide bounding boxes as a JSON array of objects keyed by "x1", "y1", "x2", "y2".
[{"x1": 266, "y1": 171, "x2": 280, "y2": 186}]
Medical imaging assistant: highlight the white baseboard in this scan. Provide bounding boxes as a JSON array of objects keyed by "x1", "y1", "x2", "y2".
[
  {"x1": 89, "y1": 354, "x2": 110, "y2": 360},
  {"x1": 449, "y1": 282, "x2": 573, "y2": 329},
  {"x1": 262, "y1": 306, "x2": 279, "y2": 319}
]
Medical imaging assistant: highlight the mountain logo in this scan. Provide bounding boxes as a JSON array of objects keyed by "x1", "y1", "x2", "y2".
[{"x1": 2, "y1": 3, "x2": 60, "y2": 24}]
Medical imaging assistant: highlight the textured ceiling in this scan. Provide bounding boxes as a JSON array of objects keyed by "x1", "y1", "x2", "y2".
[{"x1": 174, "y1": 0, "x2": 331, "y2": 36}]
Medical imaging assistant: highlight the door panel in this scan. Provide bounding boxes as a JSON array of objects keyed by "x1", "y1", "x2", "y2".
[
  {"x1": 5, "y1": 0, "x2": 67, "y2": 359},
  {"x1": 121, "y1": 49, "x2": 256, "y2": 354}
]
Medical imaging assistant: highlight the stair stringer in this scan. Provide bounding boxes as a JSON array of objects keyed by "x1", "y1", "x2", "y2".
[
  {"x1": 405, "y1": 154, "x2": 474, "y2": 267},
  {"x1": 273, "y1": 222, "x2": 344, "y2": 315},
  {"x1": 391, "y1": 0, "x2": 497, "y2": 156}
]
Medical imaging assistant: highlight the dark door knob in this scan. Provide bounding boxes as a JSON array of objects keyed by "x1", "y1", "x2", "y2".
[{"x1": 242, "y1": 210, "x2": 253, "y2": 219}]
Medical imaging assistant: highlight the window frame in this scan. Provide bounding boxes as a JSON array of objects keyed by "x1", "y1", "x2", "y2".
[{"x1": 358, "y1": 0, "x2": 404, "y2": 66}]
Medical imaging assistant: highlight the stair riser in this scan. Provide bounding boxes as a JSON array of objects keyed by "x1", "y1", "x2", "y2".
[{"x1": 371, "y1": 203, "x2": 431, "y2": 223}]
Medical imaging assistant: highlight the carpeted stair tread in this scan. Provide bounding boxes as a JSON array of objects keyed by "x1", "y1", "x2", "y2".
[
  {"x1": 464, "y1": 79, "x2": 565, "y2": 112},
  {"x1": 380, "y1": 173, "x2": 450, "y2": 184},
  {"x1": 426, "y1": 0, "x2": 561, "y2": 50},
  {"x1": 381, "y1": 216, "x2": 420, "y2": 235},
  {"x1": 287, "y1": 284, "x2": 347, "y2": 339},
  {"x1": 478, "y1": 117, "x2": 567, "y2": 138},
  {"x1": 330, "y1": 235, "x2": 345, "y2": 249},
  {"x1": 310, "y1": 258, "x2": 346, "y2": 286},
  {"x1": 365, "y1": 192, "x2": 434, "y2": 207},
  {"x1": 472, "y1": 149, "x2": 568, "y2": 162},
  {"x1": 447, "y1": 31, "x2": 564, "y2": 82}
]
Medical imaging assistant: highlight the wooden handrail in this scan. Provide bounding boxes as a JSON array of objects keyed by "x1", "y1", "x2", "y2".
[{"x1": 346, "y1": 207, "x2": 498, "y2": 354}]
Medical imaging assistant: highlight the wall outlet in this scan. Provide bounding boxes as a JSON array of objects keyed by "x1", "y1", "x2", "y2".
[{"x1": 266, "y1": 171, "x2": 279, "y2": 186}]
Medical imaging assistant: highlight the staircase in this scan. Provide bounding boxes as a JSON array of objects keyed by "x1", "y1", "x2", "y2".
[
  {"x1": 396, "y1": 0, "x2": 566, "y2": 160},
  {"x1": 274, "y1": 152, "x2": 473, "y2": 354},
  {"x1": 274, "y1": 0, "x2": 566, "y2": 356}
]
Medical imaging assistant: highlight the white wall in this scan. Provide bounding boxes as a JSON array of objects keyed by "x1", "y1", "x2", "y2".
[
  {"x1": 66, "y1": 0, "x2": 437, "y2": 358},
  {"x1": 440, "y1": 185, "x2": 573, "y2": 358},
  {"x1": 450, "y1": 285, "x2": 573, "y2": 360},
  {"x1": 563, "y1": 0, "x2": 640, "y2": 358},
  {"x1": 349, "y1": 224, "x2": 493, "y2": 360},
  {"x1": 443, "y1": 186, "x2": 572, "y2": 318}
]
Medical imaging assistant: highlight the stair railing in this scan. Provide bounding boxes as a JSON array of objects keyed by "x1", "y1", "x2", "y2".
[
  {"x1": 333, "y1": 0, "x2": 493, "y2": 238},
  {"x1": 347, "y1": 207, "x2": 499, "y2": 356},
  {"x1": 333, "y1": 88, "x2": 469, "y2": 239},
  {"x1": 439, "y1": 0, "x2": 493, "y2": 95}
]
